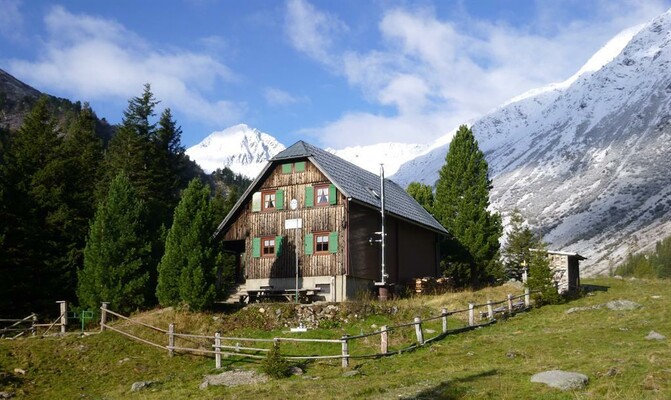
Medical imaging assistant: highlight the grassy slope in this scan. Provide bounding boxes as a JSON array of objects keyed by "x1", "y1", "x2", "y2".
[{"x1": 1, "y1": 277, "x2": 670, "y2": 399}]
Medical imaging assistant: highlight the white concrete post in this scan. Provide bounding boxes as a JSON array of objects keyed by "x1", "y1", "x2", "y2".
[
  {"x1": 414, "y1": 317, "x2": 424, "y2": 345},
  {"x1": 341, "y1": 335, "x2": 349, "y2": 368},
  {"x1": 468, "y1": 304, "x2": 475, "y2": 326},
  {"x1": 168, "y1": 323, "x2": 175, "y2": 357},
  {"x1": 57, "y1": 301, "x2": 68, "y2": 333},
  {"x1": 380, "y1": 326, "x2": 388, "y2": 354},
  {"x1": 441, "y1": 308, "x2": 448, "y2": 333},
  {"x1": 215, "y1": 332, "x2": 222, "y2": 369},
  {"x1": 507, "y1": 294, "x2": 513, "y2": 314},
  {"x1": 524, "y1": 287, "x2": 531, "y2": 308},
  {"x1": 487, "y1": 300, "x2": 494, "y2": 320},
  {"x1": 100, "y1": 302, "x2": 109, "y2": 332}
]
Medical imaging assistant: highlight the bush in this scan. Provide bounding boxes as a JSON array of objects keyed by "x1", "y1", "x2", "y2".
[{"x1": 262, "y1": 341, "x2": 290, "y2": 379}]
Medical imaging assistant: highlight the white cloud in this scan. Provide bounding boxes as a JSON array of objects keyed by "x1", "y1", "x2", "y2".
[
  {"x1": 288, "y1": 1, "x2": 671, "y2": 148},
  {"x1": 8, "y1": 6, "x2": 243, "y2": 127},
  {"x1": 0, "y1": 0, "x2": 24, "y2": 42},
  {"x1": 264, "y1": 87, "x2": 307, "y2": 106},
  {"x1": 284, "y1": 0, "x2": 347, "y2": 66}
]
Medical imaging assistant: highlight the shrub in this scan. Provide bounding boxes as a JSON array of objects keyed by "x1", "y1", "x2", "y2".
[{"x1": 262, "y1": 341, "x2": 290, "y2": 379}]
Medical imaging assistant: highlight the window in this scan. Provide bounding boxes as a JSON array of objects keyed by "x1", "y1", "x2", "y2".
[
  {"x1": 262, "y1": 191, "x2": 276, "y2": 211},
  {"x1": 315, "y1": 233, "x2": 329, "y2": 253},
  {"x1": 315, "y1": 185, "x2": 330, "y2": 205},
  {"x1": 262, "y1": 237, "x2": 275, "y2": 257},
  {"x1": 281, "y1": 161, "x2": 306, "y2": 174}
]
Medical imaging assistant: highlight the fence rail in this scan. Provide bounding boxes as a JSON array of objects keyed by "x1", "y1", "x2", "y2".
[{"x1": 100, "y1": 287, "x2": 539, "y2": 369}]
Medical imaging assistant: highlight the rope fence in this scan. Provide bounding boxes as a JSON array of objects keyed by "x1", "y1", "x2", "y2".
[{"x1": 100, "y1": 287, "x2": 539, "y2": 369}]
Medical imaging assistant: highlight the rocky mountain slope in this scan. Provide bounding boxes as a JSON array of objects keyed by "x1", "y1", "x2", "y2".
[{"x1": 393, "y1": 10, "x2": 671, "y2": 275}]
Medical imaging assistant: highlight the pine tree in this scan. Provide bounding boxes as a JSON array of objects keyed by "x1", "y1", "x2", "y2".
[
  {"x1": 406, "y1": 182, "x2": 434, "y2": 214},
  {"x1": 78, "y1": 173, "x2": 151, "y2": 313},
  {"x1": 433, "y1": 125, "x2": 503, "y2": 287},
  {"x1": 502, "y1": 209, "x2": 539, "y2": 280},
  {"x1": 526, "y1": 243, "x2": 562, "y2": 305},
  {"x1": 157, "y1": 179, "x2": 216, "y2": 310}
]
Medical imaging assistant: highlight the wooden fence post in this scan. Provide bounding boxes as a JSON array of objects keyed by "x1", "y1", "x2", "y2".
[
  {"x1": 507, "y1": 294, "x2": 513, "y2": 314},
  {"x1": 100, "y1": 302, "x2": 109, "y2": 332},
  {"x1": 468, "y1": 304, "x2": 475, "y2": 326},
  {"x1": 487, "y1": 300, "x2": 493, "y2": 320},
  {"x1": 57, "y1": 301, "x2": 68, "y2": 333},
  {"x1": 441, "y1": 308, "x2": 448, "y2": 333},
  {"x1": 215, "y1": 332, "x2": 222, "y2": 368},
  {"x1": 524, "y1": 287, "x2": 530, "y2": 308},
  {"x1": 414, "y1": 317, "x2": 424, "y2": 345},
  {"x1": 341, "y1": 335, "x2": 349, "y2": 368},
  {"x1": 31, "y1": 314, "x2": 37, "y2": 336},
  {"x1": 168, "y1": 323, "x2": 175, "y2": 357},
  {"x1": 380, "y1": 326, "x2": 388, "y2": 354}
]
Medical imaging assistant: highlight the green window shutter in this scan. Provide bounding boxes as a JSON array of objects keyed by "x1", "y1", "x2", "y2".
[
  {"x1": 304, "y1": 233, "x2": 314, "y2": 255},
  {"x1": 282, "y1": 163, "x2": 292, "y2": 174},
  {"x1": 252, "y1": 238, "x2": 261, "y2": 258},
  {"x1": 275, "y1": 236, "x2": 283, "y2": 256},
  {"x1": 276, "y1": 189, "x2": 284, "y2": 210},
  {"x1": 252, "y1": 192, "x2": 261, "y2": 212},
  {"x1": 329, "y1": 184, "x2": 337, "y2": 205},
  {"x1": 295, "y1": 161, "x2": 306, "y2": 172},
  {"x1": 329, "y1": 232, "x2": 338, "y2": 253},
  {"x1": 305, "y1": 186, "x2": 314, "y2": 207}
]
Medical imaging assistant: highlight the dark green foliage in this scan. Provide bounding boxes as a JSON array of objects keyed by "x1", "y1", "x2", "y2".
[
  {"x1": 502, "y1": 209, "x2": 540, "y2": 281},
  {"x1": 433, "y1": 125, "x2": 503, "y2": 287},
  {"x1": 262, "y1": 341, "x2": 290, "y2": 379},
  {"x1": 615, "y1": 235, "x2": 671, "y2": 278},
  {"x1": 77, "y1": 173, "x2": 151, "y2": 314},
  {"x1": 406, "y1": 182, "x2": 434, "y2": 213},
  {"x1": 526, "y1": 244, "x2": 562, "y2": 305},
  {"x1": 157, "y1": 179, "x2": 216, "y2": 310}
]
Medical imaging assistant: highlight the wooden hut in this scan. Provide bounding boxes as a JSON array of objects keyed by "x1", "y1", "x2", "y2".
[
  {"x1": 214, "y1": 141, "x2": 448, "y2": 302},
  {"x1": 546, "y1": 250, "x2": 586, "y2": 293}
]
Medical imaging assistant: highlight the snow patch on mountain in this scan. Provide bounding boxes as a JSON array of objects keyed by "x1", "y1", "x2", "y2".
[
  {"x1": 329, "y1": 143, "x2": 429, "y2": 177},
  {"x1": 186, "y1": 124, "x2": 285, "y2": 176}
]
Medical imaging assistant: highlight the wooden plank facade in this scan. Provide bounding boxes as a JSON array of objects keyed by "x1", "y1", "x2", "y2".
[{"x1": 216, "y1": 141, "x2": 447, "y2": 302}]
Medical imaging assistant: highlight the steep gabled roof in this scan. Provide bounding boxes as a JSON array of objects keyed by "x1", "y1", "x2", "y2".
[{"x1": 214, "y1": 140, "x2": 448, "y2": 238}]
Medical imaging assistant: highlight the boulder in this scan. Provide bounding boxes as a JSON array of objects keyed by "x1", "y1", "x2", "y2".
[
  {"x1": 531, "y1": 370, "x2": 588, "y2": 391},
  {"x1": 646, "y1": 331, "x2": 666, "y2": 340},
  {"x1": 130, "y1": 381, "x2": 154, "y2": 392},
  {"x1": 605, "y1": 300, "x2": 641, "y2": 311},
  {"x1": 200, "y1": 370, "x2": 268, "y2": 389}
]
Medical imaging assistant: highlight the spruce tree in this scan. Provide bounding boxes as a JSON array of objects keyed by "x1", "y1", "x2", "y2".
[
  {"x1": 406, "y1": 182, "x2": 434, "y2": 213},
  {"x1": 526, "y1": 243, "x2": 562, "y2": 305},
  {"x1": 434, "y1": 125, "x2": 503, "y2": 287},
  {"x1": 157, "y1": 179, "x2": 216, "y2": 310},
  {"x1": 502, "y1": 209, "x2": 539, "y2": 281},
  {"x1": 78, "y1": 173, "x2": 151, "y2": 313}
]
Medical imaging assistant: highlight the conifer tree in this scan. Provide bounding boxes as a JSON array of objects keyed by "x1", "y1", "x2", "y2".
[
  {"x1": 406, "y1": 182, "x2": 434, "y2": 214},
  {"x1": 434, "y1": 125, "x2": 503, "y2": 287},
  {"x1": 78, "y1": 173, "x2": 151, "y2": 313},
  {"x1": 502, "y1": 209, "x2": 539, "y2": 280},
  {"x1": 526, "y1": 243, "x2": 562, "y2": 305},
  {"x1": 157, "y1": 179, "x2": 216, "y2": 310}
]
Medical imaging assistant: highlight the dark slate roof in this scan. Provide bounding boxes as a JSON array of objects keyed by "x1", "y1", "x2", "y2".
[{"x1": 214, "y1": 140, "x2": 448, "y2": 238}]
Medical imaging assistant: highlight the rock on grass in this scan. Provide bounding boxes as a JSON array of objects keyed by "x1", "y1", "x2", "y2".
[{"x1": 531, "y1": 370, "x2": 588, "y2": 391}]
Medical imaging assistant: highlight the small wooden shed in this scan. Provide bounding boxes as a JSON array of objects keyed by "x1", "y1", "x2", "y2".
[{"x1": 546, "y1": 250, "x2": 586, "y2": 294}]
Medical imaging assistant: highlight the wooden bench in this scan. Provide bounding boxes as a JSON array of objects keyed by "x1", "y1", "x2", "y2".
[{"x1": 246, "y1": 287, "x2": 321, "y2": 303}]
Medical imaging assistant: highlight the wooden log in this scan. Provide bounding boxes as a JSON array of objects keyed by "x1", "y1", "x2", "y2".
[
  {"x1": 487, "y1": 300, "x2": 494, "y2": 320},
  {"x1": 380, "y1": 326, "x2": 388, "y2": 354},
  {"x1": 57, "y1": 301, "x2": 67, "y2": 333},
  {"x1": 414, "y1": 317, "x2": 424, "y2": 345}
]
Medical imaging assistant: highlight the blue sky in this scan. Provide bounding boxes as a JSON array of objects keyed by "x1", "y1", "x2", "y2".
[{"x1": 1, "y1": 0, "x2": 669, "y2": 148}]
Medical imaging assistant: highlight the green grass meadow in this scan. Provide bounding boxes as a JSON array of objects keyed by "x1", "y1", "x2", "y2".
[{"x1": 1, "y1": 277, "x2": 670, "y2": 399}]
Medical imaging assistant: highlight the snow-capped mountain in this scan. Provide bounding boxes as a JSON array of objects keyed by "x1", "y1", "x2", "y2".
[
  {"x1": 186, "y1": 124, "x2": 285, "y2": 176},
  {"x1": 187, "y1": 124, "x2": 427, "y2": 177},
  {"x1": 393, "y1": 10, "x2": 671, "y2": 276}
]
